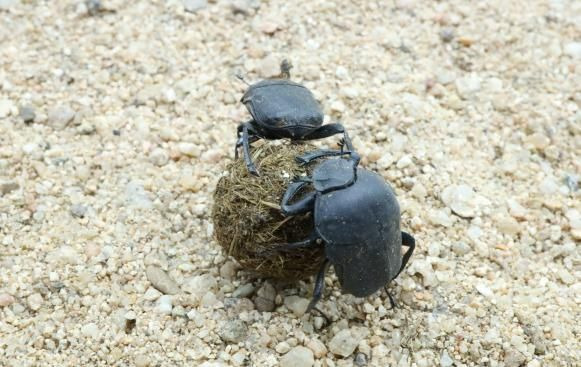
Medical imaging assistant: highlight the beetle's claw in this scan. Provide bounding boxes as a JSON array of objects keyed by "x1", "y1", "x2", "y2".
[{"x1": 248, "y1": 166, "x2": 260, "y2": 176}]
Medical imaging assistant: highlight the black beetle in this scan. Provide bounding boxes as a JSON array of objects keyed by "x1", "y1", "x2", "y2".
[
  {"x1": 263, "y1": 153, "x2": 415, "y2": 312},
  {"x1": 235, "y1": 60, "x2": 357, "y2": 176}
]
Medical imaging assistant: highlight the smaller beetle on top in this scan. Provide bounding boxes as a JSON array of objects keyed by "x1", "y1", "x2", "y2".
[
  {"x1": 235, "y1": 60, "x2": 357, "y2": 176},
  {"x1": 261, "y1": 151, "x2": 415, "y2": 313}
]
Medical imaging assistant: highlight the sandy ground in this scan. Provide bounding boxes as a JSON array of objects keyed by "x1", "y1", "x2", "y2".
[{"x1": 0, "y1": 0, "x2": 580, "y2": 366}]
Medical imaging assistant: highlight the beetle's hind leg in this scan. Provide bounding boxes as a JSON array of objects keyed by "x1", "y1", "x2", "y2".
[
  {"x1": 384, "y1": 287, "x2": 398, "y2": 310},
  {"x1": 394, "y1": 232, "x2": 416, "y2": 279},
  {"x1": 307, "y1": 260, "x2": 331, "y2": 313}
]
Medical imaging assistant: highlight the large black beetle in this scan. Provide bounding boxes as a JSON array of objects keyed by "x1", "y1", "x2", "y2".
[
  {"x1": 264, "y1": 153, "x2": 415, "y2": 312},
  {"x1": 235, "y1": 60, "x2": 357, "y2": 176}
]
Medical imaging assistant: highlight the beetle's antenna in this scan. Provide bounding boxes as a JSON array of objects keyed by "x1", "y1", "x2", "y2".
[
  {"x1": 280, "y1": 59, "x2": 293, "y2": 79},
  {"x1": 235, "y1": 73, "x2": 250, "y2": 86}
]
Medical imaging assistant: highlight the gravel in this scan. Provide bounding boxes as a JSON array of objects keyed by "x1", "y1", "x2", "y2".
[{"x1": 0, "y1": 0, "x2": 579, "y2": 366}]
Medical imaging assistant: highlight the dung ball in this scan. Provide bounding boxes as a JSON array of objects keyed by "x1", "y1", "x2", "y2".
[{"x1": 212, "y1": 142, "x2": 326, "y2": 280}]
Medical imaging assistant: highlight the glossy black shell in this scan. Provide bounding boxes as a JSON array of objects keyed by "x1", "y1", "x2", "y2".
[
  {"x1": 313, "y1": 163, "x2": 402, "y2": 297},
  {"x1": 241, "y1": 80, "x2": 324, "y2": 139}
]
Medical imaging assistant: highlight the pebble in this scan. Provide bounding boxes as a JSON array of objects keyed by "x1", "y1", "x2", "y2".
[
  {"x1": 156, "y1": 295, "x2": 173, "y2": 314},
  {"x1": 218, "y1": 320, "x2": 248, "y2": 344},
  {"x1": 284, "y1": 296, "x2": 309, "y2": 317},
  {"x1": 258, "y1": 55, "x2": 281, "y2": 78},
  {"x1": 0, "y1": 0, "x2": 19, "y2": 10},
  {"x1": 439, "y1": 28, "x2": 454, "y2": 42},
  {"x1": 182, "y1": 274, "x2": 218, "y2": 298},
  {"x1": 70, "y1": 203, "x2": 88, "y2": 218},
  {"x1": 0, "y1": 99, "x2": 14, "y2": 118},
  {"x1": 275, "y1": 342, "x2": 291, "y2": 354},
  {"x1": 48, "y1": 105, "x2": 76, "y2": 129},
  {"x1": 143, "y1": 287, "x2": 162, "y2": 301},
  {"x1": 280, "y1": 346, "x2": 314, "y2": 367},
  {"x1": 145, "y1": 265, "x2": 181, "y2": 295},
  {"x1": 134, "y1": 355, "x2": 151, "y2": 367},
  {"x1": 254, "y1": 282, "x2": 276, "y2": 312},
  {"x1": 428, "y1": 209, "x2": 454, "y2": 227},
  {"x1": 563, "y1": 42, "x2": 581, "y2": 58},
  {"x1": 452, "y1": 242, "x2": 471, "y2": 256},
  {"x1": 441, "y1": 184, "x2": 478, "y2": 218},
  {"x1": 440, "y1": 351, "x2": 453, "y2": 367},
  {"x1": 177, "y1": 142, "x2": 200, "y2": 158},
  {"x1": 524, "y1": 133, "x2": 550, "y2": 150},
  {"x1": 81, "y1": 323, "x2": 100, "y2": 339},
  {"x1": 219, "y1": 261, "x2": 237, "y2": 280},
  {"x1": 233, "y1": 283, "x2": 255, "y2": 298},
  {"x1": 19, "y1": 106, "x2": 35, "y2": 123},
  {"x1": 455, "y1": 74, "x2": 481, "y2": 99},
  {"x1": 494, "y1": 214, "x2": 521, "y2": 235},
  {"x1": 149, "y1": 148, "x2": 169, "y2": 166},
  {"x1": 306, "y1": 339, "x2": 327, "y2": 358},
  {"x1": 396, "y1": 155, "x2": 413, "y2": 169},
  {"x1": 507, "y1": 199, "x2": 527, "y2": 219},
  {"x1": 125, "y1": 181, "x2": 153, "y2": 209},
  {"x1": 0, "y1": 180, "x2": 19, "y2": 195},
  {"x1": 328, "y1": 329, "x2": 359, "y2": 357},
  {"x1": 182, "y1": 0, "x2": 207, "y2": 13},
  {"x1": 475, "y1": 283, "x2": 493, "y2": 298},
  {"x1": 0, "y1": 293, "x2": 15, "y2": 307}
]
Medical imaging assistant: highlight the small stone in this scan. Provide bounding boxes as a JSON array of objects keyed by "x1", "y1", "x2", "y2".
[
  {"x1": 233, "y1": 283, "x2": 255, "y2": 298},
  {"x1": 48, "y1": 105, "x2": 76, "y2": 129},
  {"x1": 125, "y1": 181, "x2": 153, "y2": 209},
  {"x1": 457, "y1": 36, "x2": 474, "y2": 47},
  {"x1": 563, "y1": 42, "x2": 581, "y2": 58},
  {"x1": 504, "y1": 348, "x2": 526, "y2": 367},
  {"x1": 135, "y1": 355, "x2": 150, "y2": 367},
  {"x1": 200, "y1": 291, "x2": 217, "y2": 308},
  {"x1": 455, "y1": 74, "x2": 481, "y2": 99},
  {"x1": 475, "y1": 283, "x2": 493, "y2": 298},
  {"x1": 0, "y1": 180, "x2": 19, "y2": 195},
  {"x1": 258, "y1": 55, "x2": 281, "y2": 78},
  {"x1": 284, "y1": 296, "x2": 310, "y2": 317},
  {"x1": 439, "y1": 28, "x2": 454, "y2": 42},
  {"x1": 556, "y1": 269, "x2": 574, "y2": 285},
  {"x1": 494, "y1": 214, "x2": 521, "y2": 235},
  {"x1": 143, "y1": 287, "x2": 162, "y2": 301},
  {"x1": 565, "y1": 209, "x2": 581, "y2": 230},
  {"x1": 440, "y1": 350, "x2": 453, "y2": 367},
  {"x1": 452, "y1": 242, "x2": 470, "y2": 256},
  {"x1": 329, "y1": 329, "x2": 359, "y2": 357},
  {"x1": 258, "y1": 20, "x2": 281, "y2": 35},
  {"x1": 156, "y1": 295, "x2": 173, "y2": 314},
  {"x1": 177, "y1": 142, "x2": 200, "y2": 158},
  {"x1": 254, "y1": 282, "x2": 276, "y2": 312},
  {"x1": 0, "y1": 293, "x2": 15, "y2": 307},
  {"x1": 354, "y1": 352, "x2": 368, "y2": 366},
  {"x1": 145, "y1": 265, "x2": 181, "y2": 295},
  {"x1": 219, "y1": 320, "x2": 248, "y2": 344},
  {"x1": 330, "y1": 100, "x2": 346, "y2": 113},
  {"x1": 411, "y1": 182, "x2": 427, "y2": 200},
  {"x1": 524, "y1": 133, "x2": 550, "y2": 150},
  {"x1": 275, "y1": 342, "x2": 291, "y2": 354},
  {"x1": 280, "y1": 346, "x2": 314, "y2": 367},
  {"x1": 19, "y1": 106, "x2": 36, "y2": 123},
  {"x1": 70, "y1": 203, "x2": 88, "y2": 218},
  {"x1": 507, "y1": 199, "x2": 527, "y2": 219},
  {"x1": 149, "y1": 148, "x2": 169, "y2": 166},
  {"x1": 428, "y1": 209, "x2": 454, "y2": 227},
  {"x1": 0, "y1": 0, "x2": 20, "y2": 10},
  {"x1": 183, "y1": 0, "x2": 207, "y2": 13},
  {"x1": 81, "y1": 323, "x2": 99, "y2": 339},
  {"x1": 0, "y1": 99, "x2": 14, "y2": 118},
  {"x1": 183, "y1": 274, "x2": 218, "y2": 298},
  {"x1": 396, "y1": 155, "x2": 413, "y2": 169},
  {"x1": 441, "y1": 184, "x2": 478, "y2": 218},
  {"x1": 306, "y1": 339, "x2": 327, "y2": 358}
]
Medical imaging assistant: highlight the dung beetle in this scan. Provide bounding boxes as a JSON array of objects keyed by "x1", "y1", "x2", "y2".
[
  {"x1": 234, "y1": 60, "x2": 357, "y2": 176},
  {"x1": 263, "y1": 153, "x2": 415, "y2": 312}
]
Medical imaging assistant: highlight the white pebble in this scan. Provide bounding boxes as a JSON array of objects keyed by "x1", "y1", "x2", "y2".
[{"x1": 280, "y1": 346, "x2": 314, "y2": 367}]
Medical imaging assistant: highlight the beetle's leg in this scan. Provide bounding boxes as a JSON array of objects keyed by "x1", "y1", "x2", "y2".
[
  {"x1": 306, "y1": 259, "x2": 331, "y2": 313},
  {"x1": 240, "y1": 122, "x2": 259, "y2": 176},
  {"x1": 257, "y1": 233, "x2": 320, "y2": 257},
  {"x1": 394, "y1": 232, "x2": 416, "y2": 279},
  {"x1": 384, "y1": 287, "x2": 398, "y2": 309},
  {"x1": 295, "y1": 149, "x2": 350, "y2": 165},
  {"x1": 281, "y1": 181, "x2": 316, "y2": 216}
]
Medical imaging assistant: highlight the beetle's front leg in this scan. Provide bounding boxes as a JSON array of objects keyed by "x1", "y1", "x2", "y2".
[
  {"x1": 234, "y1": 121, "x2": 260, "y2": 176},
  {"x1": 256, "y1": 232, "x2": 321, "y2": 257},
  {"x1": 281, "y1": 181, "x2": 316, "y2": 216}
]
